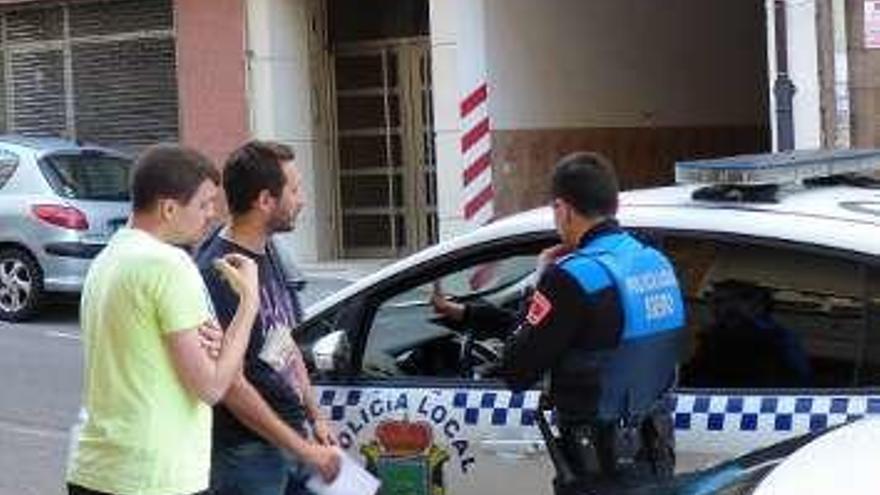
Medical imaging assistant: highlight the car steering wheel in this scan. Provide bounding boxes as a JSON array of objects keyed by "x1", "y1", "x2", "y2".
[{"x1": 428, "y1": 314, "x2": 479, "y2": 378}]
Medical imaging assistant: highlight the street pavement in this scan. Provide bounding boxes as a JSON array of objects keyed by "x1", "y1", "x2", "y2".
[
  {"x1": 0, "y1": 276, "x2": 351, "y2": 495},
  {"x1": 0, "y1": 299, "x2": 81, "y2": 495}
]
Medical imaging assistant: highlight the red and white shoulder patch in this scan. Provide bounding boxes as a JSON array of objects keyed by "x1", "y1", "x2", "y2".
[{"x1": 526, "y1": 290, "x2": 553, "y2": 326}]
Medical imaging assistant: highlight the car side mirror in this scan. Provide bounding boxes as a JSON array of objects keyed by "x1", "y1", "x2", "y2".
[
  {"x1": 312, "y1": 329, "x2": 351, "y2": 373},
  {"x1": 286, "y1": 278, "x2": 307, "y2": 294}
]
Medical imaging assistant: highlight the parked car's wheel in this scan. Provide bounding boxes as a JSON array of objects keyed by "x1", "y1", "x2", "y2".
[{"x1": 0, "y1": 248, "x2": 43, "y2": 322}]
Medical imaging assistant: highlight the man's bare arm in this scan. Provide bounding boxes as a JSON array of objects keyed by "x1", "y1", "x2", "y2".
[
  {"x1": 166, "y1": 254, "x2": 259, "y2": 405},
  {"x1": 284, "y1": 345, "x2": 337, "y2": 446}
]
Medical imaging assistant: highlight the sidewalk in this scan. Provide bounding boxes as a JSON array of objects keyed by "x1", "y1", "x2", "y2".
[
  {"x1": 297, "y1": 259, "x2": 391, "y2": 283},
  {"x1": 296, "y1": 259, "x2": 393, "y2": 308}
]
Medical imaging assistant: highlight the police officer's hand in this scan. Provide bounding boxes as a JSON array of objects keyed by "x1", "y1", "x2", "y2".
[
  {"x1": 213, "y1": 253, "x2": 259, "y2": 307},
  {"x1": 430, "y1": 281, "x2": 465, "y2": 321},
  {"x1": 537, "y1": 244, "x2": 572, "y2": 273},
  {"x1": 305, "y1": 443, "x2": 341, "y2": 483}
]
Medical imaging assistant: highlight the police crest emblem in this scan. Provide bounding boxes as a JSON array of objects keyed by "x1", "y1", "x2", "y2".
[{"x1": 361, "y1": 419, "x2": 450, "y2": 495}]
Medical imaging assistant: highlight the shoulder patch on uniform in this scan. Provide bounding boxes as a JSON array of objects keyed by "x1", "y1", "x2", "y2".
[{"x1": 526, "y1": 290, "x2": 553, "y2": 326}]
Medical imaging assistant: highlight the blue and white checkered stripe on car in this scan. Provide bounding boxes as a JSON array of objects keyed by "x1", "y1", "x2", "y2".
[
  {"x1": 317, "y1": 386, "x2": 542, "y2": 428},
  {"x1": 672, "y1": 393, "x2": 880, "y2": 455},
  {"x1": 672, "y1": 394, "x2": 879, "y2": 433},
  {"x1": 315, "y1": 386, "x2": 880, "y2": 455},
  {"x1": 318, "y1": 387, "x2": 880, "y2": 429}
]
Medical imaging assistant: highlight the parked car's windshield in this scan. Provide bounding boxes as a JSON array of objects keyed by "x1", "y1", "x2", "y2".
[{"x1": 39, "y1": 151, "x2": 131, "y2": 201}]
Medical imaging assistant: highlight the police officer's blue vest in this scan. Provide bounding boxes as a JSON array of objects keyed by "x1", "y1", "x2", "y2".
[{"x1": 557, "y1": 231, "x2": 684, "y2": 422}]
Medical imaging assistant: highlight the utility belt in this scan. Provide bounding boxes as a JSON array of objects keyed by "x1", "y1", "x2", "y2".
[
  {"x1": 560, "y1": 410, "x2": 674, "y2": 479},
  {"x1": 537, "y1": 396, "x2": 675, "y2": 495}
]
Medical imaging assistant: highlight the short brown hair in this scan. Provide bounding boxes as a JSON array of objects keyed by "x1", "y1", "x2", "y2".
[
  {"x1": 223, "y1": 140, "x2": 295, "y2": 216},
  {"x1": 264, "y1": 141, "x2": 294, "y2": 162},
  {"x1": 131, "y1": 144, "x2": 220, "y2": 212},
  {"x1": 552, "y1": 151, "x2": 619, "y2": 218}
]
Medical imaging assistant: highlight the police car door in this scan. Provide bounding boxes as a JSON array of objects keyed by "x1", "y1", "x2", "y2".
[
  {"x1": 303, "y1": 237, "x2": 556, "y2": 495},
  {"x1": 657, "y1": 231, "x2": 879, "y2": 471}
]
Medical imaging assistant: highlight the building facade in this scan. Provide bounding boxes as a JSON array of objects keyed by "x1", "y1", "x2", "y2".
[{"x1": 4, "y1": 0, "x2": 865, "y2": 263}]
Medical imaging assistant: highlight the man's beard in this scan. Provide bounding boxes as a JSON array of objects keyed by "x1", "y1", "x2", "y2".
[{"x1": 268, "y1": 210, "x2": 296, "y2": 233}]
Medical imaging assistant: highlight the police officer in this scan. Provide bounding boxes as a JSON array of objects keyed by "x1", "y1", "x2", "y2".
[{"x1": 432, "y1": 152, "x2": 685, "y2": 493}]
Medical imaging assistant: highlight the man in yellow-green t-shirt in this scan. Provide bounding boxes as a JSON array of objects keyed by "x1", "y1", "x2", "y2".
[{"x1": 67, "y1": 145, "x2": 260, "y2": 495}]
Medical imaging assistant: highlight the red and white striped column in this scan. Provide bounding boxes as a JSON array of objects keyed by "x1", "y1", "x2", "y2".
[
  {"x1": 430, "y1": 0, "x2": 493, "y2": 240},
  {"x1": 456, "y1": 0, "x2": 493, "y2": 230},
  {"x1": 460, "y1": 82, "x2": 493, "y2": 227}
]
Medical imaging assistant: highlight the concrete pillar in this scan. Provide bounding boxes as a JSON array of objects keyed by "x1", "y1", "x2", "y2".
[
  {"x1": 844, "y1": 0, "x2": 880, "y2": 148},
  {"x1": 430, "y1": 0, "x2": 493, "y2": 241},
  {"x1": 831, "y1": 0, "x2": 851, "y2": 148},
  {"x1": 245, "y1": 0, "x2": 332, "y2": 262}
]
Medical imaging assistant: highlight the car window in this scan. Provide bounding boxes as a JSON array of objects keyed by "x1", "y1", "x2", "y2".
[
  {"x1": 384, "y1": 254, "x2": 537, "y2": 305},
  {"x1": 39, "y1": 151, "x2": 131, "y2": 201},
  {"x1": 858, "y1": 265, "x2": 880, "y2": 386},
  {"x1": 665, "y1": 234, "x2": 867, "y2": 389},
  {"x1": 0, "y1": 150, "x2": 19, "y2": 190},
  {"x1": 362, "y1": 253, "x2": 541, "y2": 380}
]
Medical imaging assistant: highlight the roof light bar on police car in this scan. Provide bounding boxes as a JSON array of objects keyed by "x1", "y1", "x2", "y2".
[{"x1": 675, "y1": 149, "x2": 880, "y2": 185}]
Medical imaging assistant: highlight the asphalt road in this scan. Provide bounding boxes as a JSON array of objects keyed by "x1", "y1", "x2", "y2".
[
  {"x1": 0, "y1": 299, "x2": 82, "y2": 495},
  {"x1": 0, "y1": 277, "x2": 350, "y2": 495}
]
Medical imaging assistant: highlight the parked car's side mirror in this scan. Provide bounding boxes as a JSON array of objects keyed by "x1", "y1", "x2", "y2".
[
  {"x1": 286, "y1": 278, "x2": 307, "y2": 294},
  {"x1": 311, "y1": 329, "x2": 351, "y2": 373}
]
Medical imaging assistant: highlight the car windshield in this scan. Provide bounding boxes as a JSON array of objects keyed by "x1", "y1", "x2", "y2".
[{"x1": 39, "y1": 151, "x2": 131, "y2": 201}]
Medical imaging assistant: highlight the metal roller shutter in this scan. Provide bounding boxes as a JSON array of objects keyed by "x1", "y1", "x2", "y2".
[
  {"x1": 68, "y1": 0, "x2": 173, "y2": 37},
  {"x1": 72, "y1": 37, "x2": 178, "y2": 147},
  {"x1": 0, "y1": 0, "x2": 177, "y2": 151},
  {"x1": 9, "y1": 49, "x2": 66, "y2": 136}
]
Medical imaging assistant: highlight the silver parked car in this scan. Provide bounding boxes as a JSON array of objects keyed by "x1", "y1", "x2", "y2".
[{"x1": 0, "y1": 135, "x2": 132, "y2": 321}]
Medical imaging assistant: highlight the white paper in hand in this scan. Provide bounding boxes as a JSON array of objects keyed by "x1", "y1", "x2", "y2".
[{"x1": 305, "y1": 448, "x2": 380, "y2": 495}]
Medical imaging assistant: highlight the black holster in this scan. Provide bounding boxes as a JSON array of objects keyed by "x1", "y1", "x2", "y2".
[
  {"x1": 559, "y1": 423, "x2": 603, "y2": 480},
  {"x1": 638, "y1": 406, "x2": 675, "y2": 479},
  {"x1": 559, "y1": 407, "x2": 675, "y2": 491}
]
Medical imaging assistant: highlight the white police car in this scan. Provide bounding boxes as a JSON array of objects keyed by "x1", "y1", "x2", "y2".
[
  {"x1": 628, "y1": 417, "x2": 880, "y2": 494},
  {"x1": 297, "y1": 150, "x2": 880, "y2": 494}
]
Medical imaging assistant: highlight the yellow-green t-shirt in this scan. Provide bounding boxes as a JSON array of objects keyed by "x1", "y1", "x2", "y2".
[{"x1": 67, "y1": 228, "x2": 213, "y2": 495}]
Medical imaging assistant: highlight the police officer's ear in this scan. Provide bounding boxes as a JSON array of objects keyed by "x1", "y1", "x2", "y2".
[{"x1": 556, "y1": 198, "x2": 574, "y2": 226}]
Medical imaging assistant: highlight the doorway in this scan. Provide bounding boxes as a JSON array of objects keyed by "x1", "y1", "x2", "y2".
[{"x1": 328, "y1": 0, "x2": 435, "y2": 259}]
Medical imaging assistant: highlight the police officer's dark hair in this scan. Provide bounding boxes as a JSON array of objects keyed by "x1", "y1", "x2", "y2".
[
  {"x1": 223, "y1": 140, "x2": 296, "y2": 216},
  {"x1": 552, "y1": 151, "x2": 619, "y2": 218},
  {"x1": 131, "y1": 144, "x2": 220, "y2": 212}
]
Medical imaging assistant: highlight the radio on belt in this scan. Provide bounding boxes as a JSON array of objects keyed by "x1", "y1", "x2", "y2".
[{"x1": 675, "y1": 149, "x2": 880, "y2": 186}]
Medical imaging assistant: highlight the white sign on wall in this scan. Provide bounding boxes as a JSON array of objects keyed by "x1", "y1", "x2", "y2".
[{"x1": 865, "y1": 0, "x2": 880, "y2": 48}]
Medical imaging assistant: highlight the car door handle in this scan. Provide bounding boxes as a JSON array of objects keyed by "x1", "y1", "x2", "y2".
[{"x1": 480, "y1": 439, "x2": 546, "y2": 460}]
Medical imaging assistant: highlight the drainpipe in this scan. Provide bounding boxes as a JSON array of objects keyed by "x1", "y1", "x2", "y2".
[
  {"x1": 773, "y1": 0, "x2": 797, "y2": 151},
  {"x1": 831, "y1": 0, "x2": 851, "y2": 148}
]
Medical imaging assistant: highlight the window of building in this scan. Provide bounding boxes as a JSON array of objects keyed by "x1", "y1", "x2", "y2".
[
  {"x1": 0, "y1": 0, "x2": 177, "y2": 150},
  {"x1": 330, "y1": 0, "x2": 436, "y2": 258}
]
